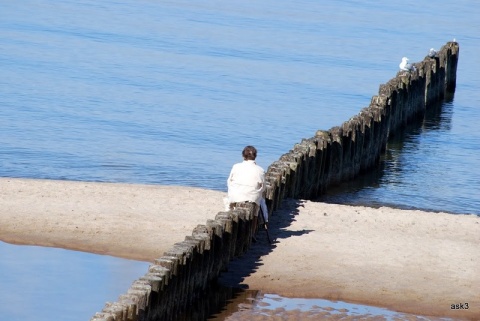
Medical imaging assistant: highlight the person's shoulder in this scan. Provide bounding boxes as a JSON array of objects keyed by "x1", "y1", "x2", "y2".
[
  {"x1": 231, "y1": 162, "x2": 243, "y2": 169},
  {"x1": 249, "y1": 161, "x2": 264, "y2": 170}
]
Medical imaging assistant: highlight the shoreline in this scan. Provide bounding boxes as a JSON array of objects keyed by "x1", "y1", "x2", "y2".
[
  {"x1": 219, "y1": 199, "x2": 480, "y2": 320},
  {"x1": 1, "y1": 178, "x2": 479, "y2": 320},
  {"x1": 0, "y1": 177, "x2": 226, "y2": 261}
]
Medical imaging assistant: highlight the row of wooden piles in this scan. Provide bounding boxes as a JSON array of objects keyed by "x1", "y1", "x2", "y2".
[
  {"x1": 265, "y1": 41, "x2": 459, "y2": 213},
  {"x1": 90, "y1": 41, "x2": 459, "y2": 321}
]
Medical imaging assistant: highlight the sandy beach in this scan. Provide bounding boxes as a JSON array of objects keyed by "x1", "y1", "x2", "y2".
[
  {"x1": 1, "y1": 178, "x2": 479, "y2": 320},
  {"x1": 0, "y1": 178, "x2": 226, "y2": 261}
]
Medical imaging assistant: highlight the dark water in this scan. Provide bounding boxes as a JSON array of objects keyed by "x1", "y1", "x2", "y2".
[{"x1": 1, "y1": 0, "x2": 479, "y2": 320}]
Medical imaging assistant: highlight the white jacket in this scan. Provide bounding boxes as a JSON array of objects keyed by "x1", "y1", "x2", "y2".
[{"x1": 227, "y1": 160, "x2": 265, "y2": 205}]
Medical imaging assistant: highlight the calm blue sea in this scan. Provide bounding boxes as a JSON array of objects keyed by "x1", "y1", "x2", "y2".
[{"x1": 1, "y1": 0, "x2": 479, "y2": 320}]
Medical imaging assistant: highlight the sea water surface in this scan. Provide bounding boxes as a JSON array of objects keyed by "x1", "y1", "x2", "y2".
[{"x1": 1, "y1": 0, "x2": 479, "y2": 320}]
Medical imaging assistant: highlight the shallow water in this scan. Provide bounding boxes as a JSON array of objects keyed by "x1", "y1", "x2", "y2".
[
  {"x1": 1, "y1": 0, "x2": 479, "y2": 320},
  {"x1": 211, "y1": 293, "x2": 455, "y2": 321},
  {"x1": 0, "y1": 241, "x2": 148, "y2": 321}
]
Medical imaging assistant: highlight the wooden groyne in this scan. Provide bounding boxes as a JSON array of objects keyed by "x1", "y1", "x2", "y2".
[
  {"x1": 90, "y1": 41, "x2": 459, "y2": 321},
  {"x1": 265, "y1": 41, "x2": 459, "y2": 211},
  {"x1": 90, "y1": 202, "x2": 259, "y2": 321}
]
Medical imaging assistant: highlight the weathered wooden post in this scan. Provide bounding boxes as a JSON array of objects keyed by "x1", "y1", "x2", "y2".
[{"x1": 444, "y1": 41, "x2": 459, "y2": 93}]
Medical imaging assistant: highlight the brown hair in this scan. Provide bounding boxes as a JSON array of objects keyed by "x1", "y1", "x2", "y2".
[{"x1": 242, "y1": 145, "x2": 257, "y2": 160}]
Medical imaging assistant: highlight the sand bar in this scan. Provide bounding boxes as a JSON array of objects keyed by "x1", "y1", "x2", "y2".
[
  {"x1": 0, "y1": 178, "x2": 226, "y2": 261},
  {"x1": 1, "y1": 178, "x2": 479, "y2": 320}
]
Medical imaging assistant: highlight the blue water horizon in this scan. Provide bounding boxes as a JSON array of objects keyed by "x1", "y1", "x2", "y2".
[{"x1": 1, "y1": 1, "x2": 479, "y2": 215}]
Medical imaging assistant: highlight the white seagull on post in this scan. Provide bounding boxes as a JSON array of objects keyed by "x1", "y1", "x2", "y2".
[
  {"x1": 428, "y1": 48, "x2": 437, "y2": 58},
  {"x1": 399, "y1": 57, "x2": 416, "y2": 72}
]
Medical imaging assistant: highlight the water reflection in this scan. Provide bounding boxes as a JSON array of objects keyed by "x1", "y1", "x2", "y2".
[
  {"x1": 317, "y1": 99, "x2": 479, "y2": 215},
  {"x1": 5, "y1": 240, "x2": 425, "y2": 321},
  {"x1": 217, "y1": 293, "x2": 456, "y2": 321},
  {"x1": 171, "y1": 285, "x2": 258, "y2": 321},
  {"x1": 175, "y1": 288, "x2": 454, "y2": 321},
  {"x1": 0, "y1": 241, "x2": 149, "y2": 321}
]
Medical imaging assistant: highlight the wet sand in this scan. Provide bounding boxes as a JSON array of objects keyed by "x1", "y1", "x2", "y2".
[{"x1": 1, "y1": 178, "x2": 479, "y2": 320}]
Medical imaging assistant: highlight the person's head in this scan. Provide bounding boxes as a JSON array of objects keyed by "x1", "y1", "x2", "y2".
[{"x1": 242, "y1": 145, "x2": 257, "y2": 160}]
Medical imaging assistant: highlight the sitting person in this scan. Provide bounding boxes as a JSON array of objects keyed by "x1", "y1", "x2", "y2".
[{"x1": 227, "y1": 145, "x2": 267, "y2": 240}]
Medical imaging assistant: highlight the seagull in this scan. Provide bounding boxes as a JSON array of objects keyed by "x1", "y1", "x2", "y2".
[
  {"x1": 428, "y1": 48, "x2": 437, "y2": 58},
  {"x1": 399, "y1": 57, "x2": 416, "y2": 72}
]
